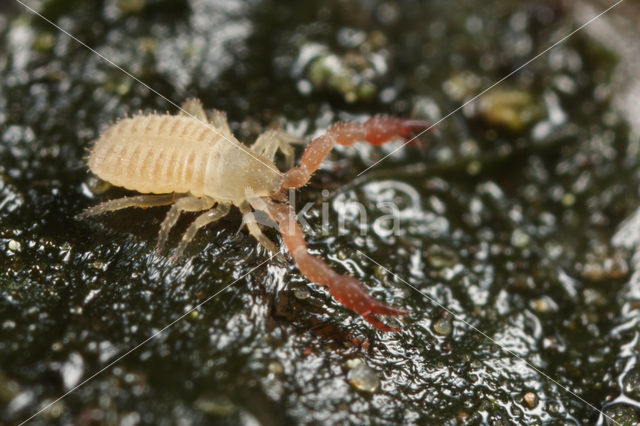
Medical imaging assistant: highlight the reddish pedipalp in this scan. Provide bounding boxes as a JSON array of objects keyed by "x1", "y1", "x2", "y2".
[
  {"x1": 265, "y1": 200, "x2": 407, "y2": 331},
  {"x1": 283, "y1": 115, "x2": 430, "y2": 189}
]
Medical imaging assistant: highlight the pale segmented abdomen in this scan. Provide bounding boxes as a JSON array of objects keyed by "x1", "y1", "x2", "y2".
[{"x1": 88, "y1": 115, "x2": 224, "y2": 196}]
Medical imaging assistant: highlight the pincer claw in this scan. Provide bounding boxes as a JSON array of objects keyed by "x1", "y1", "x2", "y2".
[{"x1": 328, "y1": 275, "x2": 408, "y2": 332}]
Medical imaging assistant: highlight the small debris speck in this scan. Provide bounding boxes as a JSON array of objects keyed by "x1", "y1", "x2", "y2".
[
  {"x1": 268, "y1": 361, "x2": 284, "y2": 375},
  {"x1": 466, "y1": 160, "x2": 482, "y2": 175},
  {"x1": 433, "y1": 316, "x2": 453, "y2": 336},
  {"x1": 561, "y1": 193, "x2": 576, "y2": 207},
  {"x1": 8, "y1": 240, "x2": 21, "y2": 252},
  {"x1": 293, "y1": 286, "x2": 310, "y2": 299},
  {"x1": 524, "y1": 391, "x2": 538, "y2": 408},
  {"x1": 511, "y1": 229, "x2": 530, "y2": 248},
  {"x1": 194, "y1": 395, "x2": 236, "y2": 416},
  {"x1": 346, "y1": 359, "x2": 379, "y2": 393},
  {"x1": 530, "y1": 296, "x2": 558, "y2": 313},
  {"x1": 426, "y1": 245, "x2": 459, "y2": 269}
]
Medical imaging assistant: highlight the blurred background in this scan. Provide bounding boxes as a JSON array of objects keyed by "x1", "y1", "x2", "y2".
[{"x1": 1, "y1": 0, "x2": 640, "y2": 424}]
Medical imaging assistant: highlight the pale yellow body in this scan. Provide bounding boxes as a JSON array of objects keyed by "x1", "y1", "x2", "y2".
[
  {"x1": 81, "y1": 99, "x2": 298, "y2": 258},
  {"x1": 88, "y1": 114, "x2": 283, "y2": 203}
]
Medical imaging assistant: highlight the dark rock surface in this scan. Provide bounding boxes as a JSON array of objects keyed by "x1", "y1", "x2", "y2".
[{"x1": 1, "y1": 0, "x2": 638, "y2": 424}]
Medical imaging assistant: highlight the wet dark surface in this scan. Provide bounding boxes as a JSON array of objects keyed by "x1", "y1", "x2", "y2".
[{"x1": 1, "y1": 0, "x2": 640, "y2": 424}]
